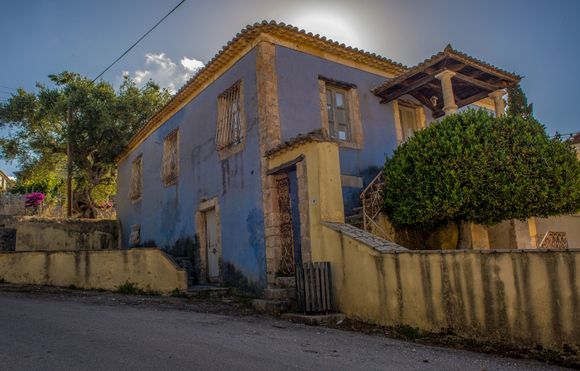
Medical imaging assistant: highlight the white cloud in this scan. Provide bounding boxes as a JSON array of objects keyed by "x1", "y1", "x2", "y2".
[
  {"x1": 181, "y1": 57, "x2": 204, "y2": 72},
  {"x1": 121, "y1": 53, "x2": 204, "y2": 93}
]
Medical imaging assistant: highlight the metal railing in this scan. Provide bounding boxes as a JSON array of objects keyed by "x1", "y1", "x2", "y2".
[{"x1": 360, "y1": 172, "x2": 393, "y2": 241}]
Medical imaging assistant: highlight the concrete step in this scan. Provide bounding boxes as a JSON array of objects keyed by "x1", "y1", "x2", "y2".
[
  {"x1": 275, "y1": 276, "x2": 296, "y2": 288},
  {"x1": 282, "y1": 312, "x2": 345, "y2": 326},
  {"x1": 187, "y1": 285, "x2": 230, "y2": 298},
  {"x1": 252, "y1": 299, "x2": 293, "y2": 315},
  {"x1": 345, "y1": 214, "x2": 363, "y2": 224},
  {"x1": 264, "y1": 287, "x2": 295, "y2": 301},
  {"x1": 351, "y1": 206, "x2": 363, "y2": 213}
]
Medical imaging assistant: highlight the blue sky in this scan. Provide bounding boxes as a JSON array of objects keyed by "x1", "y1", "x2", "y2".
[{"x1": 1, "y1": 0, "x2": 579, "y2": 175}]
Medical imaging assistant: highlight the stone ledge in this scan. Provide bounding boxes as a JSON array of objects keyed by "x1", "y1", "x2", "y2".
[{"x1": 322, "y1": 222, "x2": 407, "y2": 252}]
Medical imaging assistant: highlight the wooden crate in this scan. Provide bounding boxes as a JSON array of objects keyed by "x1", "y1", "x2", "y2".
[{"x1": 296, "y1": 262, "x2": 333, "y2": 314}]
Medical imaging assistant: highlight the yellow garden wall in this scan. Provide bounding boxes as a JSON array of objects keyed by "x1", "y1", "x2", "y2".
[
  {"x1": 0, "y1": 248, "x2": 187, "y2": 293},
  {"x1": 318, "y1": 225, "x2": 580, "y2": 351}
]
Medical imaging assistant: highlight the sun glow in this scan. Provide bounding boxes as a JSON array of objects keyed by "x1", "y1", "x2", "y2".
[{"x1": 289, "y1": 8, "x2": 361, "y2": 47}]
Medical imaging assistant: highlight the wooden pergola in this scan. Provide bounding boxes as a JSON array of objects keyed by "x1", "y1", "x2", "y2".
[{"x1": 372, "y1": 45, "x2": 521, "y2": 118}]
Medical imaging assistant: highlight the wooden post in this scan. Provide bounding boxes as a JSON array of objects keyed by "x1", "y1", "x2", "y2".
[{"x1": 66, "y1": 101, "x2": 73, "y2": 218}]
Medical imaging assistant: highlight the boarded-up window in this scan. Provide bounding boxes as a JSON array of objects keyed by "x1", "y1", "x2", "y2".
[
  {"x1": 130, "y1": 155, "x2": 142, "y2": 201},
  {"x1": 399, "y1": 104, "x2": 420, "y2": 141},
  {"x1": 163, "y1": 129, "x2": 179, "y2": 186},
  {"x1": 326, "y1": 85, "x2": 351, "y2": 141},
  {"x1": 216, "y1": 81, "x2": 244, "y2": 151}
]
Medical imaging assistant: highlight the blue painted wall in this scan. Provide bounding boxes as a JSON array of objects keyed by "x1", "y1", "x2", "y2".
[
  {"x1": 117, "y1": 49, "x2": 267, "y2": 290},
  {"x1": 275, "y1": 46, "x2": 410, "y2": 214}
]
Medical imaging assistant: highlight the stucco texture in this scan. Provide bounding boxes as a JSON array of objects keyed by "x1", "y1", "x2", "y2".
[
  {"x1": 0, "y1": 216, "x2": 118, "y2": 252},
  {"x1": 0, "y1": 248, "x2": 187, "y2": 293},
  {"x1": 318, "y1": 229, "x2": 580, "y2": 351}
]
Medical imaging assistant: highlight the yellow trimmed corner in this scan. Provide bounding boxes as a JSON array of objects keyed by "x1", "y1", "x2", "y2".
[
  {"x1": 0, "y1": 248, "x2": 187, "y2": 293},
  {"x1": 267, "y1": 140, "x2": 345, "y2": 248}
]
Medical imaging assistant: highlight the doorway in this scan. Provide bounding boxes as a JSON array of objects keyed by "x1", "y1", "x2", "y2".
[
  {"x1": 204, "y1": 208, "x2": 220, "y2": 283},
  {"x1": 196, "y1": 198, "x2": 221, "y2": 284},
  {"x1": 276, "y1": 169, "x2": 302, "y2": 275}
]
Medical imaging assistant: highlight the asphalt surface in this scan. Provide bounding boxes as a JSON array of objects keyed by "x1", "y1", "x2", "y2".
[{"x1": 0, "y1": 293, "x2": 566, "y2": 371}]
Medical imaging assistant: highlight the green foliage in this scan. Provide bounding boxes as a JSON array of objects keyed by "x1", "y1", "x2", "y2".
[
  {"x1": 0, "y1": 72, "x2": 170, "y2": 217},
  {"x1": 383, "y1": 109, "x2": 580, "y2": 231},
  {"x1": 115, "y1": 281, "x2": 145, "y2": 295},
  {"x1": 506, "y1": 84, "x2": 533, "y2": 119},
  {"x1": 395, "y1": 325, "x2": 424, "y2": 340},
  {"x1": 171, "y1": 288, "x2": 189, "y2": 298}
]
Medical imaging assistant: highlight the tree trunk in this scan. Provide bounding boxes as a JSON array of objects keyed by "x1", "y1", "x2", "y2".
[{"x1": 73, "y1": 185, "x2": 97, "y2": 219}]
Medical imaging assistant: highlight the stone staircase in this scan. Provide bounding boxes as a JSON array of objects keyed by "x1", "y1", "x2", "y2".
[
  {"x1": 345, "y1": 173, "x2": 395, "y2": 242},
  {"x1": 253, "y1": 276, "x2": 297, "y2": 314},
  {"x1": 346, "y1": 174, "x2": 385, "y2": 233},
  {"x1": 345, "y1": 206, "x2": 363, "y2": 229}
]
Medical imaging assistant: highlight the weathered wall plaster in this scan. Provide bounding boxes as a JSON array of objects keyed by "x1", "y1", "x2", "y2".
[
  {"x1": 0, "y1": 216, "x2": 118, "y2": 251},
  {"x1": 0, "y1": 248, "x2": 187, "y2": 293}
]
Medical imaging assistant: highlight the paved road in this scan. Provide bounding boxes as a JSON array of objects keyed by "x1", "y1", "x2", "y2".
[{"x1": 0, "y1": 293, "x2": 564, "y2": 370}]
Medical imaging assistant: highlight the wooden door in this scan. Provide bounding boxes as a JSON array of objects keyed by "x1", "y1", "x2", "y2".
[{"x1": 204, "y1": 208, "x2": 220, "y2": 282}]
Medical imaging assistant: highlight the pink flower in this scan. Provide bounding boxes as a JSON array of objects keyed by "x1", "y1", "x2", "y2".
[{"x1": 24, "y1": 192, "x2": 45, "y2": 207}]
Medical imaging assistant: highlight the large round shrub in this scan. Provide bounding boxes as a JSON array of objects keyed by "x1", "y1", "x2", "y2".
[{"x1": 383, "y1": 109, "x2": 579, "y2": 233}]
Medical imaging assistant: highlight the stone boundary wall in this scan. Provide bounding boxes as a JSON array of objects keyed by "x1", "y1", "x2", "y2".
[
  {"x1": 0, "y1": 248, "x2": 187, "y2": 293},
  {"x1": 0, "y1": 216, "x2": 119, "y2": 251},
  {"x1": 318, "y1": 224, "x2": 580, "y2": 352}
]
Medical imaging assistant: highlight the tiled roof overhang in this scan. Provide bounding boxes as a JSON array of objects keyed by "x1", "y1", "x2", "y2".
[{"x1": 372, "y1": 45, "x2": 521, "y2": 117}]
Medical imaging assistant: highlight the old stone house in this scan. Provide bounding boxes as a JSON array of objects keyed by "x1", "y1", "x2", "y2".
[{"x1": 116, "y1": 21, "x2": 521, "y2": 292}]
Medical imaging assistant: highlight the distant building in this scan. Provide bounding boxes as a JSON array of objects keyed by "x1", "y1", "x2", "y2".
[{"x1": 0, "y1": 170, "x2": 12, "y2": 192}]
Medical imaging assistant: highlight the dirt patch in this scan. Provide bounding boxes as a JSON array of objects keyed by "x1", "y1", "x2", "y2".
[
  {"x1": 0, "y1": 283, "x2": 257, "y2": 317},
  {"x1": 322, "y1": 318, "x2": 579, "y2": 369}
]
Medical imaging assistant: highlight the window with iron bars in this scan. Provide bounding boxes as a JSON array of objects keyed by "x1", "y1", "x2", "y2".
[
  {"x1": 216, "y1": 81, "x2": 244, "y2": 151},
  {"x1": 130, "y1": 155, "x2": 142, "y2": 201},
  {"x1": 162, "y1": 129, "x2": 179, "y2": 186}
]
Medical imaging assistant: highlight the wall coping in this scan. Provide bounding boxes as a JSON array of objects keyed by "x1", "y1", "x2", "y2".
[
  {"x1": 322, "y1": 222, "x2": 580, "y2": 255},
  {"x1": 322, "y1": 222, "x2": 408, "y2": 252}
]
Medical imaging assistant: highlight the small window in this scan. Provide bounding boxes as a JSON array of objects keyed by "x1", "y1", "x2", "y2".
[
  {"x1": 326, "y1": 86, "x2": 351, "y2": 141},
  {"x1": 216, "y1": 81, "x2": 244, "y2": 151},
  {"x1": 130, "y1": 155, "x2": 142, "y2": 201},
  {"x1": 162, "y1": 129, "x2": 179, "y2": 186}
]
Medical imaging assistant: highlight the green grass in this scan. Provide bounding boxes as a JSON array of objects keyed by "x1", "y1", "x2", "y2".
[
  {"x1": 115, "y1": 281, "x2": 145, "y2": 295},
  {"x1": 395, "y1": 325, "x2": 424, "y2": 340},
  {"x1": 171, "y1": 288, "x2": 189, "y2": 298}
]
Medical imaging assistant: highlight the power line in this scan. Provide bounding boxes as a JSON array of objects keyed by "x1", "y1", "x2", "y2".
[{"x1": 92, "y1": 0, "x2": 187, "y2": 82}]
